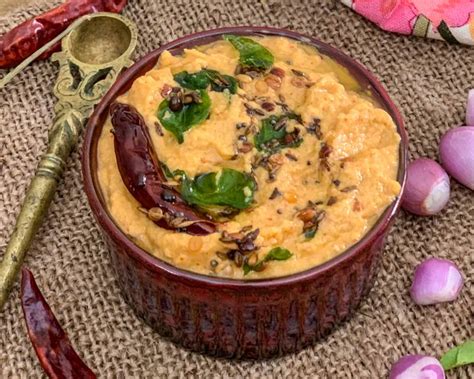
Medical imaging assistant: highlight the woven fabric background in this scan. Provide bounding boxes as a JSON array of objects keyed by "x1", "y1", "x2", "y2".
[{"x1": 0, "y1": 0, "x2": 473, "y2": 377}]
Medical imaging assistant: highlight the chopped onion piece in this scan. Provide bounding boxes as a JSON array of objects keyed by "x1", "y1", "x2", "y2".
[
  {"x1": 440, "y1": 126, "x2": 474, "y2": 190},
  {"x1": 390, "y1": 355, "x2": 445, "y2": 379},
  {"x1": 402, "y1": 158, "x2": 450, "y2": 216},
  {"x1": 410, "y1": 258, "x2": 463, "y2": 305}
]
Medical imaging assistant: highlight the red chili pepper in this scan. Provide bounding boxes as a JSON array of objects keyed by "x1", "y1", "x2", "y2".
[
  {"x1": 110, "y1": 102, "x2": 216, "y2": 236},
  {"x1": 0, "y1": 0, "x2": 127, "y2": 69},
  {"x1": 20, "y1": 267, "x2": 96, "y2": 379}
]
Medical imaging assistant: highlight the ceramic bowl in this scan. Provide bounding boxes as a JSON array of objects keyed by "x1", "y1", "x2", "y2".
[{"x1": 82, "y1": 26, "x2": 408, "y2": 359}]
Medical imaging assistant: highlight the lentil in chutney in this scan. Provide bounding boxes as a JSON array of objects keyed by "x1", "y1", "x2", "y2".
[{"x1": 97, "y1": 35, "x2": 401, "y2": 279}]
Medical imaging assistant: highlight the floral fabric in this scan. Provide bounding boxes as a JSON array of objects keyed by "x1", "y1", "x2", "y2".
[{"x1": 341, "y1": 0, "x2": 474, "y2": 45}]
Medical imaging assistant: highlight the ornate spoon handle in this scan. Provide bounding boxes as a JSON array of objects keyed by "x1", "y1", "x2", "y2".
[
  {"x1": 0, "y1": 12, "x2": 137, "y2": 309},
  {"x1": 0, "y1": 114, "x2": 82, "y2": 307}
]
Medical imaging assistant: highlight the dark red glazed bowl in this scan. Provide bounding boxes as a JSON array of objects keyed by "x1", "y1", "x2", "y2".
[{"x1": 82, "y1": 27, "x2": 408, "y2": 359}]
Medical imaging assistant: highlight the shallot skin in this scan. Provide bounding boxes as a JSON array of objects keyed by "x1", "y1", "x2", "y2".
[
  {"x1": 410, "y1": 258, "x2": 463, "y2": 306},
  {"x1": 440, "y1": 126, "x2": 474, "y2": 190},
  {"x1": 466, "y1": 89, "x2": 474, "y2": 126},
  {"x1": 401, "y1": 158, "x2": 450, "y2": 216},
  {"x1": 389, "y1": 355, "x2": 445, "y2": 379}
]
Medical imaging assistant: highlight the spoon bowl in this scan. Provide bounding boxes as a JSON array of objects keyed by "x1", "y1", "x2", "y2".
[{"x1": 68, "y1": 15, "x2": 133, "y2": 65}]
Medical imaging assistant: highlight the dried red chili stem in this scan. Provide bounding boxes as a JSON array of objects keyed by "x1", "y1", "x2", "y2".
[
  {"x1": 0, "y1": 0, "x2": 127, "y2": 69},
  {"x1": 110, "y1": 102, "x2": 216, "y2": 236},
  {"x1": 20, "y1": 267, "x2": 96, "y2": 379}
]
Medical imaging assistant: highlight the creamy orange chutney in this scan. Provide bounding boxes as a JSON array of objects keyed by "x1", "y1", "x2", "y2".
[{"x1": 97, "y1": 36, "x2": 401, "y2": 279}]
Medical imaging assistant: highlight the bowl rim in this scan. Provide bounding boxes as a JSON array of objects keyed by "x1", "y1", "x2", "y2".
[{"x1": 82, "y1": 26, "x2": 408, "y2": 289}]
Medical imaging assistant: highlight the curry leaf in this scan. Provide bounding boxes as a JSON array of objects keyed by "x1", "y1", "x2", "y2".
[
  {"x1": 254, "y1": 114, "x2": 303, "y2": 152},
  {"x1": 207, "y1": 70, "x2": 238, "y2": 94},
  {"x1": 157, "y1": 89, "x2": 211, "y2": 143},
  {"x1": 243, "y1": 247, "x2": 293, "y2": 275},
  {"x1": 174, "y1": 70, "x2": 209, "y2": 90},
  {"x1": 174, "y1": 69, "x2": 238, "y2": 94},
  {"x1": 243, "y1": 261, "x2": 261, "y2": 275},
  {"x1": 160, "y1": 162, "x2": 175, "y2": 179},
  {"x1": 181, "y1": 168, "x2": 256, "y2": 210},
  {"x1": 211, "y1": 75, "x2": 237, "y2": 93},
  {"x1": 440, "y1": 340, "x2": 474, "y2": 371},
  {"x1": 160, "y1": 162, "x2": 185, "y2": 180},
  {"x1": 265, "y1": 247, "x2": 293, "y2": 261},
  {"x1": 223, "y1": 35, "x2": 274, "y2": 70}
]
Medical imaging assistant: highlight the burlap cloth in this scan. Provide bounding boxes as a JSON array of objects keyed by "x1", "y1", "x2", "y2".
[{"x1": 0, "y1": 0, "x2": 473, "y2": 377}]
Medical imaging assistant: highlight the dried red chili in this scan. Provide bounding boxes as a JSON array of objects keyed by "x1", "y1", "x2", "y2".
[
  {"x1": 0, "y1": 0, "x2": 127, "y2": 69},
  {"x1": 110, "y1": 102, "x2": 216, "y2": 236},
  {"x1": 20, "y1": 267, "x2": 96, "y2": 379}
]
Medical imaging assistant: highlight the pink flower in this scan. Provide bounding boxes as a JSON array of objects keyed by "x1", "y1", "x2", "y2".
[
  {"x1": 353, "y1": 0, "x2": 418, "y2": 34},
  {"x1": 414, "y1": 0, "x2": 474, "y2": 28},
  {"x1": 353, "y1": 0, "x2": 474, "y2": 33}
]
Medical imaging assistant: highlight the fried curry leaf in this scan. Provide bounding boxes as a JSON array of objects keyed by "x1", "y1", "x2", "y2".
[
  {"x1": 174, "y1": 70, "x2": 209, "y2": 90},
  {"x1": 208, "y1": 72, "x2": 238, "y2": 94},
  {"x1": 160, "y1": 162, "x2": 185, "y2": 180},
  {"x1": 266, "y1": 247, "x2": 293, "y2": 260},
  {"x1": 223, "y1": 35, "x2": 274, "y2": 70},
  {"x1": 254, "y1": 114, "x2": 303, "y2": 152},
  {"x1": 174, "y1": 69, "x2": 238, "y2": 94},
  {"x1": 181, "y1": 168, "x2": 256, "y2": 210},
  {"x1": 157, "y1": 89, "x2": 211, "y2": 144},
  {"x1": 243, "y1": 247, "x2": 293, "y2": 275},
  {"x1": 160, "y1": 162, "x2": 175, "y2": 179}
]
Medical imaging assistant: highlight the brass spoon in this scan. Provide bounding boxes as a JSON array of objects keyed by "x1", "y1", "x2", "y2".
[{"x1": 0, "y1": 12, "x2": 137, "y2": 309}]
